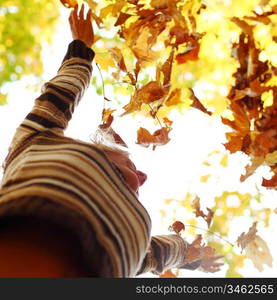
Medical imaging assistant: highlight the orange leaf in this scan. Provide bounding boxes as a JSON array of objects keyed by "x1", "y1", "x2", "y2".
[
  {"x1": 122, "y1": 81, "x2": 165, "y2": 115},
  {"x1": 190, "y1": 88, "x2": 212, "y2": 116},
  {"x1": 165, "y1": 88, "x2": 182, "y2": 106},
  {"x1": 176, "y1": 38, "x2": 200, "y2": 64},
  {"x1": 109, "y1": 47, "x2": 128, "y2": 73},
  {"x1": 163, "y1": 117, "x2": 173, "y2": 128},
  {"x1": 137, "y1": 127, "x2": 170, "y2": 149},
  {"x1": 101, "y1": 108, "x2": 115, "y2": 123},
  {"x1": 160, "y1": 269, "x2": 177, "y2": 278},
  {"x1": 115, "y1": 12, "x2": 132, "y2": 26},
  {"x1": 262, "y1": 173, "x2": 277, "y2": 188},
  {"x1": 161, "y1": 48, "x2": 175, "y2": 87},
  {"x1": 170, "y1": 221, "x2": 185, "y2": 234}
]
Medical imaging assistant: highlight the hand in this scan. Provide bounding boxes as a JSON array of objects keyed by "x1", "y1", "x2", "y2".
[{"x1": 69, "y1": 4, "x2": 94, "y2": 48}]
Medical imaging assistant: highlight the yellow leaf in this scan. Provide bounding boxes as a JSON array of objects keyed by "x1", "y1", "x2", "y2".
[
  {"x1": 220, "y1": 153, "x2": 229, "y2": 168},
  {"x1": 0, "y1": 93, "x2": 7, "y2": 105},
  {"x1": 95, "y1": 53, "x2": 115, "y2": 71},
  {"x1": 200, "y1": 175, "x2": 210, "y2": 182}
]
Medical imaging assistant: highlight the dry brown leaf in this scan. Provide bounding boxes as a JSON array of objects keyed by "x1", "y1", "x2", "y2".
[
  {"x1": 168, "y1": 25, "x2": 189, "y2": 46},
  {"x1": 169, "y1": 221, "x2": 185, "y2": 234},
  {"x1": 237, "y1": 222, "x2": 258, "y2": 251},
  {"x1": 176, "y1": 45, "x2": 200, "y2": 64},
  {"x1": 192, "y1": 197, "x2": 214, "y2": 227},
  {"x1": 190, "y1": 88, "x2": 212, "y2": 116},
  {"x1": 161, "y1": 48, "x2": 175, "y2": 87},
  {"x1": 262, "y1": 173, "x2": 277, "y2": 188},
  {"x1": 240, "y1": 157, "x2": 264, "y2": 182},
  {"x1": 237, "y1": 220, "x2": 273, "y2": 271},
  {"x1": 199, "y1": 256, "x2": 224, "y2": 273},
  {"x1": 184, "y1": 235, "x2": 223, "y2": 273},
  {"x1": 245, "y1": 236, "x2": 273, "y2": 272}
]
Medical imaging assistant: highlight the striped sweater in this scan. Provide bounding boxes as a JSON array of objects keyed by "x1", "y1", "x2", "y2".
[{"x1": 0, "y1": 40, "x2": 191, "y2": 277}]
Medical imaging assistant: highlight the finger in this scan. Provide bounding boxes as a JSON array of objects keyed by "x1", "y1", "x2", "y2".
[
  {"x1": 68, "y1": 10, "x2": 74, "y2": 24},
  {"x1": 86, "y1": 9, "x2": 92, "y2": 22},
  {"x1": 73, "y1": 3, "x2": 78, "y2": 18},
  {"x1": 80, "y1": 3, "x2": 84, "y2": 20}
]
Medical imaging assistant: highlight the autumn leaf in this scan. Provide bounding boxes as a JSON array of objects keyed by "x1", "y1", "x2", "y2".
[
  {"x1": 199, "y1": 256, "x2": 224, "y2": 273},
  {"x1": 137, "y1": 127, "x2": 170, "y2": 149},
  {"x1": 163, "y1": 117, "x2": 173, "y2": 128},
  {"x1": 169, "y1": 221, "x2": 185, "y2": 234},
  {"x1": 101, "y1": 108, "x2": 115, "y2": 123},
  {"x1": 245, "y1": 236, "x2": 273, "y2": 272},
  {"x1": 240, "y1": 157, "x2": 264, "y2": 182},
  {"x1": 160, "y1": 269, "x2": 177, "y2": 278},
  {"x1": 237, "y1": 222, "x2": 273, "y2": 271},
  {"x1": 165, "y1": 88, "x2": 182, "y2": 106},
  {"x1": 237, "y1": 222, "x2": 258, "y2": 251},
  {"x1": 192, "y1": 197, "x2": 214, "y2": 227},
  {"x1": 262, "y1": 173, "x2": 277, "y2": 188},
  {"x1": 176, "y1": 45, "x2": 199, "y2": 64},
  {"x1": 99, "y1": 113, "x2": 114, "y2": 130},
  {"x1": 122, "y1": 81, "x2": 165, "y2": 115},
  {"x1": 161, "y1": 48, "x2": 175, "y2": 87},
  {"x1": 109, "y1": 47, "x2": 128, "y2": 73},
  {"x1": 115, "y1": 12, "x2": 132, "y2": 27},
  {"x1": 184, "y1": 235, "x2": 223, "y2": 273},
  {"x1": 189, "y1": 88, "x2": 212, "y2": 116}
]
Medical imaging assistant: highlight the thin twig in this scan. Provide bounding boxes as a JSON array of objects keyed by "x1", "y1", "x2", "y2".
[
  {"x1": 148, "y1": 103, "x2": 163, "y2": 128},
  {"x1": 95, "y1": 63, "x2": 107, "y2": 109},
  {"x1": 184, "y1": 224, "x2": 235, "y2": 247}
]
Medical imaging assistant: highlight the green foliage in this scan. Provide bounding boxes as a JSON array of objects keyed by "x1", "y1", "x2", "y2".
[{"x1": 0, "y1": 0, "x2": 59, "y2": 103}]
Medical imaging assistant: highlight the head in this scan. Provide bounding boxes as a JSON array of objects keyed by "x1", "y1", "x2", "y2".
[{"x1": 91, "y1": 128, "x2": 148, "y2": 195}]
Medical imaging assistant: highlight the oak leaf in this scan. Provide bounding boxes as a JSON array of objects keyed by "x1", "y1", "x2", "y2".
[
  {"x1": 237, "y1": 222, "x2": 273, "y2": 272},
  {"x1": 245, "y1": 236, "x2": 273, "y2": 272}
]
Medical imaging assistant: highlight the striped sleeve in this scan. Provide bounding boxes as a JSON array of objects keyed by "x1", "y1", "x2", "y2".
[
  {"x1": 9, "y1": 40, "x2": 94, "y2": 151},
  {"x1": 137, "y1": 234, "x2": 199, "y2": 275}
]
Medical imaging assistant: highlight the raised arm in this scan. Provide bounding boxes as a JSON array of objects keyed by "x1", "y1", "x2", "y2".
[
  {"x1": 137, "y1": 234, "x2": 200, "y2": 275},
  {"x1": 6, "y1": 5, "x2": 95, "y2": 160}
]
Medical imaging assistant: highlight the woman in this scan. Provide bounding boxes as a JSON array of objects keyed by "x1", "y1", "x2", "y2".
[{"x1": 0, "y1": 4, "x2": 198, "y2": 277}]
